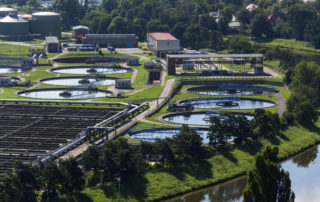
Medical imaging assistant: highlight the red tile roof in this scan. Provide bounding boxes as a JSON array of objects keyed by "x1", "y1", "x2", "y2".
[{"x1": 148, "y1": 32, "x2": 178, "y2": 41}]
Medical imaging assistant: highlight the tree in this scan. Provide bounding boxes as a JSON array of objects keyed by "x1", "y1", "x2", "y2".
[
  {"x1": 83, "y1": 145, "x2": 100, "y2": 171},
  {"x1": 101, "y1": 137, "x2": 137, "y2": 182},
  {"x1": 208, "y1": 116, "x2": 226, "y2": 148},
  {"x1": 108, "y1": 16, "x2": 127, "y2": 33},
  {"x1": 210, "y1": 31, "x2": 224, "y2": 51},
  {"x1": 237, "y1": 8, "x2": 251, "y2": 29},
  {"x1": 58, "y1": 158, "x2": 84, "y2": 193},
  {"x1": 102, "y1": 0, "x2": 118, "y2": 12},
  {"x1": 40, "y1": 161, "x2": 64, "y2": 198},
  {"x1": 171, "y1": 125, "x2": 204, "y2": 160},
  {"x1": 98, "y1": 14, "x2": 112, "y2": 34},
  {"x1": 170, "y1": 22, "x2": 187, "y2": 41},
  {"x1": 228, "y1": 35, "x2": 253, "y2": 54},
  {"x1": 287, "y1": 4, "x2": 316, "y2": 40},
  {"x1": 243, "y1": 146, "x2": 295, "y2": 202},
  {"x1": 293, "y1": 100, "x2": 318, "y2": 125},
  {"x1": 250, "y1": 12, "x2": 273, "y2": 38}
]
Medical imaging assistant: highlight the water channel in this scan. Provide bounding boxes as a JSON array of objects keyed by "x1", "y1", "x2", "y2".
[{"x1": 166, "y1": 145, "x2": 320, "y2": 202}]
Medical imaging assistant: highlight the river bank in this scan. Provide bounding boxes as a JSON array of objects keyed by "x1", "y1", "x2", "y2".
[{"x1": 59, "y1": 119, "x2": 320, "y2": 201}]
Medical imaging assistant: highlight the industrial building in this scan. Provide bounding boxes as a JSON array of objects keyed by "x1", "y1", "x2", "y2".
[
  {"x1": 0, "y1": 57, "x2": 33, "y2": 68},
  {"x1": 0, "y1": 7, "x2": 17, "y2": 17},
  {"x1": 73, "y1": 25, "x2": 89, "y2": 43},
  {"x1": 0, "y1": 15, "x2": 29, "y2": 36},
  {"x1": 85, "y1": 34, "x2": 138, "y2": 48},
  {"x1": 0, "y1": 76, "x2": 12, "y2": 86},
  {"x1": 0, "y1": 8, "x2": 62, "y2": 40},
  {"x1": 147, "y1": 32, "x2": 180, "y2": 57},
  {"x1": 115, "y1": 79, "x2": 131, "y2": 89},
  {"x1": 45, "y1": 36, "x2": 60, "y2": 53}
]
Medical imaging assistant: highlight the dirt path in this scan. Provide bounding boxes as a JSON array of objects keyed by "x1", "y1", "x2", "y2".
[{"x1": 275, "y1": 90, "x2": 286, "y2": 116}]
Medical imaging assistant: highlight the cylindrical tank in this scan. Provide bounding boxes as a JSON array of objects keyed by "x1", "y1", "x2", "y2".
[
  {"x1": 0, "y1": 8, "x2": 18, "y2": 17},
  {"x1": 0, "y1": 15, "x2": 29, "y2": 35},
  {"x1": 31, "y1": 12, "x2": 61, "y2": 37}
]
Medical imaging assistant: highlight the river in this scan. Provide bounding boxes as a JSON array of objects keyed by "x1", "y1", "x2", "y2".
[{"x1": 166, "y1": 145, "x2": 320, "y2": 202}]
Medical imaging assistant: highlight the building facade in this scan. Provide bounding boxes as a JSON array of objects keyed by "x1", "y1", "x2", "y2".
[{"x1": 147, "y1": 32, "x2": 180, "y2": 57}]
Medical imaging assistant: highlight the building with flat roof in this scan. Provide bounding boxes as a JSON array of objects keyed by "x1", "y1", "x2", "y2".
[
  {"x1": 73, "y1": 25, "x2": 89, "y2": 43},
  {"x1": 85, "y1": 34, "x2": 138, "y2": 48},
  {"x1": 45, "y1": 36, "x2": 59, "y2": 53},
  {"x1": 147, "y1": 32, "x2": 180, "y2": 57}
]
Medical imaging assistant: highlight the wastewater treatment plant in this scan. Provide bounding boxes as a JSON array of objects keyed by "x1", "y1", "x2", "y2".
[{"x1": 1, "y1": 2, "x2": 320, "y2": 200}]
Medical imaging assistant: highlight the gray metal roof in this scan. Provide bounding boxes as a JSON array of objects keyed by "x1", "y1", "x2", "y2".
[
  {"x1": 45, "y1": 36, "x2": 59, "y2": 44},
  {"x1": 73, "y1": 25, "x2": 89, "y2": 30},
  {"x1": 32, "y1": 11, "x2": 60, "y2": 16},
  {"x1": 167, "y1": 53, "x2": 263, "y2": 58},
  {"x1": 0, "y1": 15, "x2": 27, "y2": 23}
]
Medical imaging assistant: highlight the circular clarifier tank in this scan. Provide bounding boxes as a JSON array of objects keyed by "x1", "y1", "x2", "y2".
[
  {"x1": 187, "y1": 85, "x2": 278, "y2": 96},
  {"x1": 162, "y1": 111, "x2": 253, "y2": 126},
  {"x1": 179, "y1": 97, "x2": 275, "y2": 110},
  {"x1": 51, "y1": 66, "x2": 130, "y2": 75},
  {"x1": 40, "y1": 76, "x2": 116, "y2": 86},
  {"x1": 18, "y1": 88, "x2": 112, "y2": 100},
  {"x1": 129, "y1": 128, "x2": 221, "y2": 144}
]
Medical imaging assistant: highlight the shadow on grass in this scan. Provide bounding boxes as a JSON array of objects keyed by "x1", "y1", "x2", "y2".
[
  {"x1": 266, "y1": 135, "x2": 281, "y2": 145},
  {"x1": 165, "y1": 159, "x2": 213, "y2": 181},
  {"x1": 44, "y1": 192, "x2": 93, "y2": 202},
  {"x1": 99, "y1": 173, "x2": 149, "y2": 201},
  {"x1": 238, "y1": 141, "x2": 263, "y2": 156},
  {"x1": 221, "y1": 151, "x2": 238, "y2": 163},
  {"x1": 303, "y1": 123, "x2": 320, "y2": 134},
  {"x1": 278, "y1": 132, "x2": 289, "y2": 141}
]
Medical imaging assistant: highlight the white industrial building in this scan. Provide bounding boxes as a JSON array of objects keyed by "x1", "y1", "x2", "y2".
[{"x1": 147, "y1": 32, "x2": 180, "y2": 58}]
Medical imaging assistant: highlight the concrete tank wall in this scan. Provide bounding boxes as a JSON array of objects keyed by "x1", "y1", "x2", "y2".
[
  {"x1": 0, "y1": 22, "x2": 29, "y2": 35},
  {"x1": 31, "y1": 12, "x2": 61, "y2": 37}
]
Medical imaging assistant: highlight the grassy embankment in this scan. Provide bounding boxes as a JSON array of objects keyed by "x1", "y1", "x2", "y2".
[{"x1": 58, "y1": 118, "x2": 320, "y2": 201}]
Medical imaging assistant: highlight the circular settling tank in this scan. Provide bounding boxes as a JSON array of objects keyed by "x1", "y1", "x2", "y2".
[
  {"x1": 18, "y1": 88, "x2": 112, "y2": 100},
  {"x1": 129, "y1": 128, "x2": 229, "y2": 144},
  {"x1": 51, "y1": 66, "x2": 128, "y2": 75},
  {"x1": 163, "y1": 112, "x2": 253, "y2": 126},
  {"x1": 180, "y1": 97, "x2": 275, "y2": 110},
  {"x1": 40, "y1": 76, "x2": 116, "y2": 86},
  {"x1": 187, "y1": 85, "x2": 278, "y2": 96}
]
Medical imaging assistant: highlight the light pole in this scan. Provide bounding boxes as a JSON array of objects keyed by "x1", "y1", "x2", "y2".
[{"x1": 118, "y1": 168, "x2": 126, "y2": 197}]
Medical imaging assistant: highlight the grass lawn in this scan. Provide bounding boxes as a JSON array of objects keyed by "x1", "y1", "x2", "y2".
[
  {"x1": 0, "y1": 43, "x2": 30, "y2": 57},
  {"x1": 260, "y1": 39, "x2": 320, "y2": 53}
]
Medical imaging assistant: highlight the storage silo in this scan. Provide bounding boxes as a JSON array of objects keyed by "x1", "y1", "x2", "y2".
[
  {"x1": 0, "y1": 15, "x2": 29, "y2": 36},
  {"x1": 0, "y1": 8, "x2": 18, "y2": 18},
  {"x1": 31, "y1": 12, "x2": 61, "y2": 37}
]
